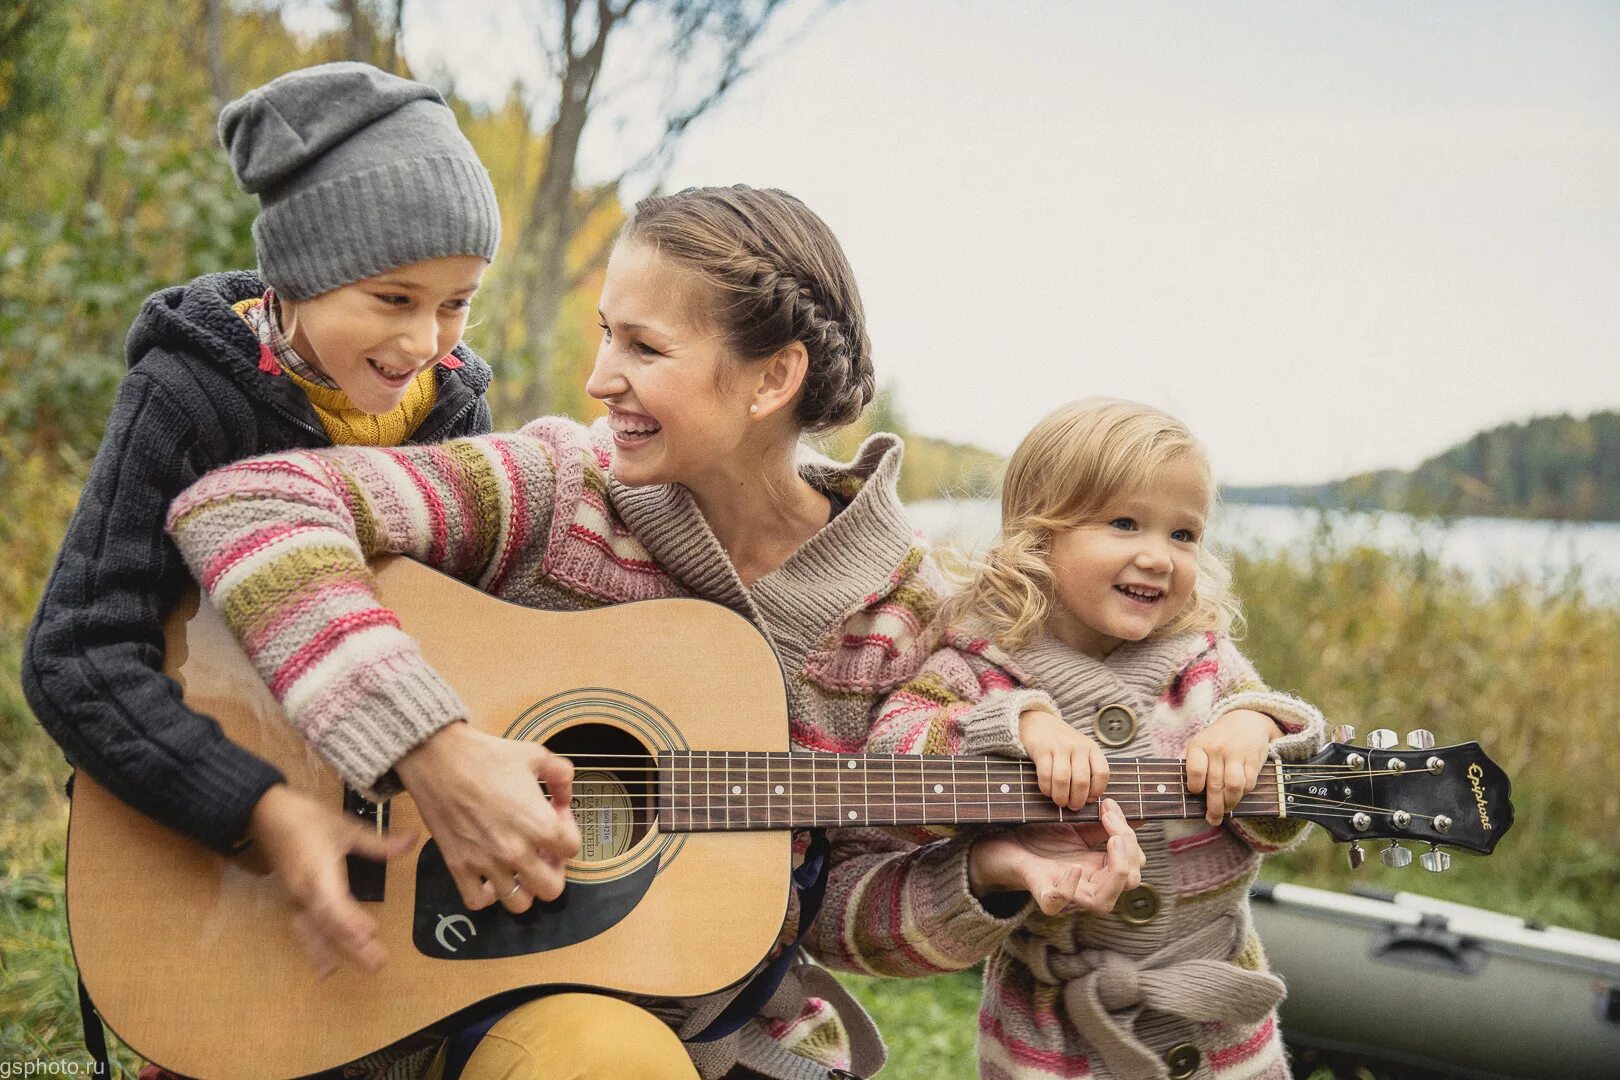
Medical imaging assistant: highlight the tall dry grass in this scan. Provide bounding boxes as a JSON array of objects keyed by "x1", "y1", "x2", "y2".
[{"x1": 1232, "y1": 520, "x2": 1620, "y2": 936}]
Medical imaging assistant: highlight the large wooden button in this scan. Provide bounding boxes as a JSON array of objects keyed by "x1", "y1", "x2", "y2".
[
  {"x1": 1093, "y1": 703, "x2": 1137, "y2": 748},
  {"x1": 1115, "y1": 882, "x2": 1161, "y2": 925},
  {"x1": 1164, "y1": 1043, "x2": 1201, "y2": 1078}
]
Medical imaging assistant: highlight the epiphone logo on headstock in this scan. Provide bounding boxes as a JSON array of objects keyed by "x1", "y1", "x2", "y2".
[{"x1": 1467, "y1": 763, "x2": 1492, "y2": 831}]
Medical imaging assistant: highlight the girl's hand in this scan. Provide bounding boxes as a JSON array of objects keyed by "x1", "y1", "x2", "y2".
[
  {"x1": 1185, "y1": 707, "x2": 1284, "y2": 825},
  {"x1": 245, "y1": 783, "x2": 417, "y2": 979},
  {"x1": 967, "y1": 798, "x2": 1144, "y2": 916},
  {"x1": 394, "y1": 722, "x2": 582, "y2": 912},
  {"x1": 1019, "y1": 706, "x2": 1110, "y2": 811}
]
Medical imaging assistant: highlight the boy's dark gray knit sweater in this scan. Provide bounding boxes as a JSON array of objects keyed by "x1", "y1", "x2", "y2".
[{"x1": 21, "y1": 270, "x2": 493, "y2": 854}]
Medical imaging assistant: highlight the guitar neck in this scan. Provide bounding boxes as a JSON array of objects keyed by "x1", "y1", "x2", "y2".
[{"x1": 655, "y1": 751, "x2": 1284, "y2": 831}]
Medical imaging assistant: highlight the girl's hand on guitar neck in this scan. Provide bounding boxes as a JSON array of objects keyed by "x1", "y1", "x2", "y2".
[
  {"x1": 395, "y1": 722, "x2": 583, "y2": 912},
  {"x1": 967, "y1": 797, "x2": 1145, "y2": 917},
  {"x1": 246, "y1": 783, "x2": 417, "y2": 978},
  {"x1": 1185, "y1": 707, "x2": 1284, "y2": 825},
  {"x1": 1020, "y1": 705, "x2": 1110, "y2": 811}
]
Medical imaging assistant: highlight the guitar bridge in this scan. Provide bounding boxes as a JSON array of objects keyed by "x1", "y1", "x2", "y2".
[{"x1": 343, "y1": 788, "x2": 391, "y2": 902}]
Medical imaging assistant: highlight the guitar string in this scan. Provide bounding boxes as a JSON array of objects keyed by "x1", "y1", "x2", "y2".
[
  {"x1": 637, "y1": 797, "x2": 1443, "y2": 823},
  {"x1": 545, "y1": 756, "x2": 1431, "y2": 782},
  {"x1": 551, "y1": 753, "x2": 1445, "y2": 779},
  {"x1": 565, "y1": 785, "x2": 1443, "y2": 824},
  {"x1": 543, "y1": 766, "x2": 1434, "y2": 795},
  {"x1": 555, "y1": 751, "x2": 1436, "y2": 770},
  {"x1": 576, "y1": 807, "x2": 1453, "y2": 840}
]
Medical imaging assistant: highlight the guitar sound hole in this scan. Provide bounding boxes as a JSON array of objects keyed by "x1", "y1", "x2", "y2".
[{"x1": 545, "y1": 724, "x2": 656, "y2": 863}]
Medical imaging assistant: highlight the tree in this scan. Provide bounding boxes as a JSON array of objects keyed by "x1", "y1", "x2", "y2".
[{"x1": 480, "y1": 0, "x2": 806, "y2": 423}]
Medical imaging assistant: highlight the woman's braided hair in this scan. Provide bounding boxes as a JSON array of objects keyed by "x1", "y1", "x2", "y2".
[{"x1": 622, "y1": 185, "x2": 874, "y2": 432}]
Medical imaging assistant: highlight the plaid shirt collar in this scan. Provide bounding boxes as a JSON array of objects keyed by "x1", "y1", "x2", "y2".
[{"x1": 253, "y1": 290, "x2": 338, "y2": 388}]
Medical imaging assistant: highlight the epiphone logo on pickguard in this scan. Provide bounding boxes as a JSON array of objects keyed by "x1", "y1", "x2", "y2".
[{"x1": 1467, "y1": 763, "x2": 1492, "y2": 831}]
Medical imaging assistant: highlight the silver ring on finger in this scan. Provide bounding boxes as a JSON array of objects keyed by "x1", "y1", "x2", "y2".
[{"x1": 502, "y1": 877, "x2": 523, "y2": 901}]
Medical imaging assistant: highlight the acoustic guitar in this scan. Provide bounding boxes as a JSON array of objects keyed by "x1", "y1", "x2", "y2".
[{"x1": 65, "y1": 557, "x2": 1514, "y2": 1078}]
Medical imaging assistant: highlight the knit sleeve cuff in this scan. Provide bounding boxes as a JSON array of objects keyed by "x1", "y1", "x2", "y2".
[
  {"x1": 303, "y1": 649, "x2": 469, "y2": 798},
  {"x1": 906, "y1": 836, "x2": 1033, "y2": 959},
  {"x1": 1216, "y1": 689, "x2": 1326, "y2": 764},
  {"x1": 958, "y1": 689, "x2": 1055, "y2": 759}
]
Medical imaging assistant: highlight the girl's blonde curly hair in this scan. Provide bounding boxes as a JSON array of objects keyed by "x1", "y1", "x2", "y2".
[{"x1": 943, "y1": 397, "x2": 1242, "y2": 650}]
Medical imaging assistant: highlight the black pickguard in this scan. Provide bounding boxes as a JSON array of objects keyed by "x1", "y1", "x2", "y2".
[{"x1": 411, "y1": 841, "x2": 659, "y2": 960}]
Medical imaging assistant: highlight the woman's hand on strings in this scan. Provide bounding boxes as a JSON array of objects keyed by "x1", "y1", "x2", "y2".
[
  {"x1": 1185, "y1": 707, "x2": 1284, "y2": 825},
  {"x1": 1019, "y1": 706, "x2": 1110, "y2": 810},
  {"x1": 395, "y1": 721, "x2": 582, "y2": 912},
  {"x1": 966, "y1": 797, "x2": 1144, "y2": 916},
  {"x1": 245, "y1": 782, "x2": 417, "y2": 979}
]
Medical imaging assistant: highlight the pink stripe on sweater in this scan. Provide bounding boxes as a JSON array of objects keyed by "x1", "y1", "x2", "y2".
[
  {"x1": 244, "y1": 578, "x2": 373, "y2": 655},
  {"x1": 269, "y1": 607, "x2": 402, "y2": 698},
  {"x1": 1208, "y1": 1014, "x2": 1276, "y2": 1068},
  {"x1": 979, "y1": 1010, "x2": 1092, "y2": 1074},
  {"x1": 1168, "y1": 825, "x2": 1226, "y2": 854},
  {"x1": 868, "y1": 852, "x2": 948, "y2": 974},
  {"x1": 978, "y1": 667, "x2": 1015, "y2": 693},
  {"x1": 788, "y1": 719, "x2": 864, "y2": 753},
  {"x1": 485, "y1": 437, "x2": 531, "y2": 597},
  {"x1": 580, "y1": 486, "x2": 637, "y2": 537},
  {"x1": 391, "y1": 451, "x2": 450, "y2": 568},
  {"x1": 198, "y1": 522, "x2": 324, "y2": 591},
  {"x1": 1168, "y1": 657, "x2": 1219, "y2": 707},
  {"x1": 842, "y1": 632, "x2": 899, "y2": 656},
  {"x1": 565, "y1": 523, "x2": 664, "y2": 573},
  {"x1": 424, "y1": 443, "x2": 481, "y2": 578},
  {"x1": 985, "y1": 975, "x2": 1066, "y2": 1031}
]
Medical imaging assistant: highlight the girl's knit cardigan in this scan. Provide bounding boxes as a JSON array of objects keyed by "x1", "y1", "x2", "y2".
[
  {"x1": 806, "y1": 626, "x2": 1326, "y2": 1080},
  {"x1": 165, "y1": 417, "x2": 943, "y2": 1080}
]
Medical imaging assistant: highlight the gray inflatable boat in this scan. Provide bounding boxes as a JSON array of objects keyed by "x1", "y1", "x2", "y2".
[{"x1": 1251, "y1": 880, "x2": 1620, "y2": 1079}]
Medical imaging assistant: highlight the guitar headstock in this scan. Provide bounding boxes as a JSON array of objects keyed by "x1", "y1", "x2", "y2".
[{"x1": 1280, "y1": 728, "x2": 1514, "y2": 869}]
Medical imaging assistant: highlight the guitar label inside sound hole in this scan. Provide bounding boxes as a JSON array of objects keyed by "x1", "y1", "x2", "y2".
[
  {"x1": 573, "y1": 769, "x2": 634, "y2": 861},
  {"x1": 543, "y1": 721, "x2": 656, "y2": 862}
]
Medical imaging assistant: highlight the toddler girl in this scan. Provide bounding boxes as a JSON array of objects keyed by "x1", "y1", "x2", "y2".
[{"x1": 864, "y1": 397, "x2": 1325, "y2": 1080}]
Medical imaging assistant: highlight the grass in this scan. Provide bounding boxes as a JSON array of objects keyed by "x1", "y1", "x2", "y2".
[{"x1": 2, "y1": 471, "x2": 1616, "y2": 1073}]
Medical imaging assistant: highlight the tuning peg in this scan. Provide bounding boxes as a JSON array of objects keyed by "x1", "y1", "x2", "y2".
[
  {"x1": 1331, "y1": 724, "x2": 1357, "y2": 744},
  {"x1": 1419, "y1": 844, "x2": 1452, "y2": 873},
  {"x1": 1380, "y1": 841, "x2": 1413, "y2": 868},
  {"x1": 1368, "y1": 728, "x2": 1398, "y2": 750},
  {"x1": 1347, "y1": 842, "x2": 1366, "y2": 870},
  {"x1": 1405, "y1": 728, "x2": 1435, "y2": 751}
]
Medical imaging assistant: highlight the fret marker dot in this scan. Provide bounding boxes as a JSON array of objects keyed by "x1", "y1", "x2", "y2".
[
  {"x1": 1000, "y1": 783, "x2": 1010, "y2": 793},
  {"x1": 774, "y1": 785, "x2": 785, "y2": 795},
  {"x1": 1157, "y1": 783, "x2": 1167, "y2": 794},
  {"x1": 847, "y1": 810, "x2": 857, "y2": 820},
  {"x1": 732, "y1": 785, "x2": 742, "y2": 796},
  {"x1": 847, "y1": 760, "x2": 858, "y2": 769},
  {"x1": 933, "y1": 784, "x2": 944, "y2": 794}
]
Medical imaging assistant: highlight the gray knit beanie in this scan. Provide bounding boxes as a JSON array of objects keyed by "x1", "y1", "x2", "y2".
[{"x1": 219, "y1": 62, "x2": 501, "y2": 300}]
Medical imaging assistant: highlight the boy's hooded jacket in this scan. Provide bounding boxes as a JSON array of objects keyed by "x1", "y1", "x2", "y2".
[{"x1": 21, "y1": 270, "x2": 493, "y2": 854}]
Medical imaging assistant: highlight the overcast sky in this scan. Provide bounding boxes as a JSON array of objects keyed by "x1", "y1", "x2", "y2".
[{"x1": 296, "y1": 0, "x2": 1620, "y2": 485}]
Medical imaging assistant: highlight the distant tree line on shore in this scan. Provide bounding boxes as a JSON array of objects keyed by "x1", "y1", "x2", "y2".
[{"x1": 1225, "y1": 411, "x2": 1620, "y2": 522}]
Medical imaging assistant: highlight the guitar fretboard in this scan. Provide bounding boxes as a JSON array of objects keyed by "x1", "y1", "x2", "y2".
[{"x1": 655, "y1": 751, "x2": 1283, "y2": 831}]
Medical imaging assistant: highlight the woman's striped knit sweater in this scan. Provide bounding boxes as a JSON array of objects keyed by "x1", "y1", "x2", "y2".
[
  {"x1": 808, "y1": 627, "x2": 1325, "y2": 1080},
  {"x1": 165, "y1": 417, "x2": 942, "y2": 1080}
]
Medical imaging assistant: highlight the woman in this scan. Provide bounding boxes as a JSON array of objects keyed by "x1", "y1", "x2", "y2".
[{"x1": 167, "y1": 185, "x2": 1145, "y2": 1080}]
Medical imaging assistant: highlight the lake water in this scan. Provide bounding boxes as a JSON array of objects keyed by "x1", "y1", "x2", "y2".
[{"x1": 905, "y1": 500, "x2": 1620, "y2": 601}]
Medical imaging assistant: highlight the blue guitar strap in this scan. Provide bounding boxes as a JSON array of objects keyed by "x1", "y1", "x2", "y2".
[
  {"x1": 77, "y1": 976, "x2": 112, "y2": 1076},
  {"x1": 687, "y1": 828, "x2": 831, "y2": 1043},
  {"x1": 440, "y1": 1003, "x2": 513, "y2": 1080}
]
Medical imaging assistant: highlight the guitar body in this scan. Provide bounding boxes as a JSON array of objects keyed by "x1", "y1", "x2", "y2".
[{"x1": 66, "y1": 558, "x2": 792, "y2": 1079}]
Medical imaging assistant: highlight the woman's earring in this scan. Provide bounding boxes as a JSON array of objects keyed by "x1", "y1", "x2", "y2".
[{"x1": 749, "y1": 404, "x2": 759, "y2": 415}]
